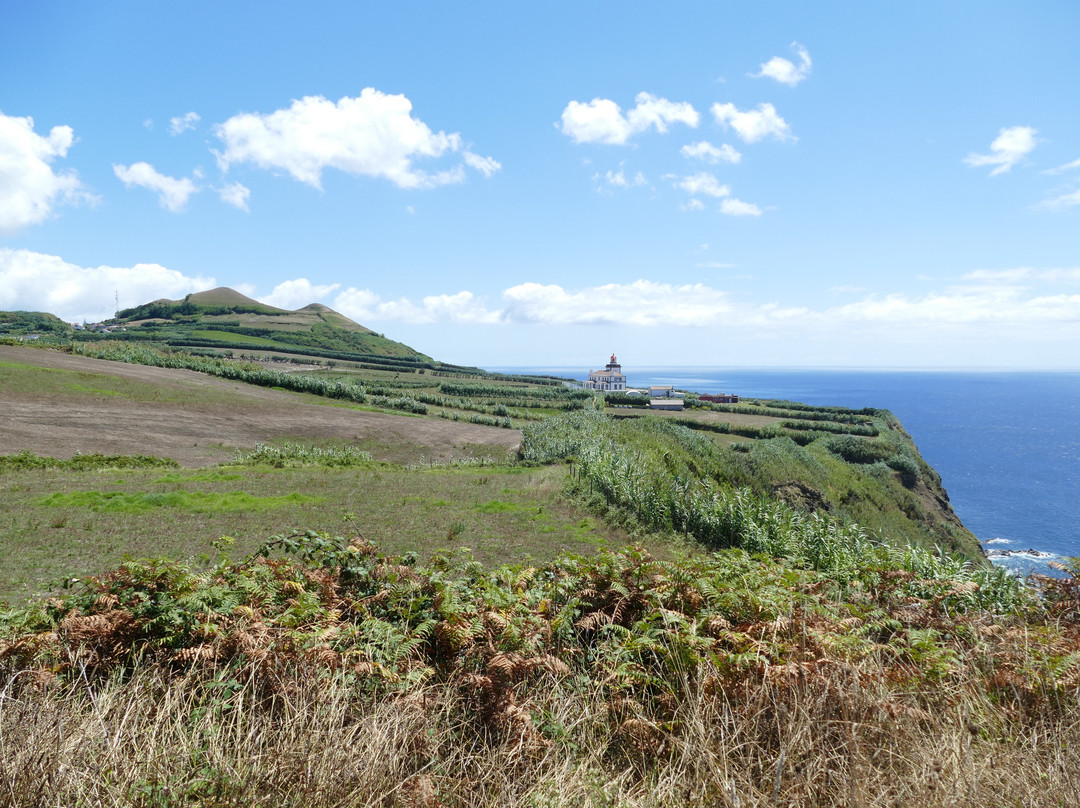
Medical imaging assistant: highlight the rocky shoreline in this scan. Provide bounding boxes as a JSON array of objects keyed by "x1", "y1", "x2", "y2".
[{"x1": 984, "y1": 547, "x2": 1057, "y2": 560}]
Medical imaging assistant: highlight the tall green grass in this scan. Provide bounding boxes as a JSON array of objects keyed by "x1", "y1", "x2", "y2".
[
  {"x1": 232, "y1": 442, "x2": 373, "y2": 467},
  {"x1": 0, "y1": 450, "x2": 178, "y2": 473},
  {"x1": 523, "y1": 410, "x2": 991, "y2": 580}
]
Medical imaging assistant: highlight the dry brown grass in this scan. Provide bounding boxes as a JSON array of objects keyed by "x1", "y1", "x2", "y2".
[
  {"x1": 2, "y1": 655, "x2": 1077, "y2": 807},
  {"x1": 3, "y1": 535, "x2": 1078, "y2": 807}
]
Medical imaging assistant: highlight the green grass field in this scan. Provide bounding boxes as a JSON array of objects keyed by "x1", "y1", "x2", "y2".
[
  {"x1": 188, "y1": 329, "x2": 286, "y2": 347},
  {"x1": 0, "y1": 461, "x2": 640, "y2": 602},
  {"x1": 0, "y1": 357, "x2": 258, "y2": 408}
]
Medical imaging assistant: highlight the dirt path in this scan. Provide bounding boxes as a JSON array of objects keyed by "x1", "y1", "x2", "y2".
[{"x1": 0, "y1": 346, "x2": 521, "y2": 466}]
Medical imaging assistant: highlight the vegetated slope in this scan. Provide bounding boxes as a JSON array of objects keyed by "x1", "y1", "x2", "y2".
[
  {"x1": 526, "y1": 408, "x2": 982, "y2": 559},
  {"x1": 0, "y1": 311, "x2": 73, "y2": 338},
  {"x1": 104, "y1": 286, "x2": 431, "y2": 363}
]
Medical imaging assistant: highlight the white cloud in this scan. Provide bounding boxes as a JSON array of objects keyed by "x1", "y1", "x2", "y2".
[
  {"x1": 463, "y1": 151, "x2": 501, "y2": 177},
  {"x1": 673, "y1": 172, "x2": 730, "y2": 198},
  {"x1": 604, "y1": 170, "x2": 627, "y2": 188},
  {"x1": 0, "y1": 248, "x2": 214, "y2": 322},
  {"x1": 218, "y1": 181, "x2": 251, "y2": 211},
  {"x1": 169, "y1": 111, "x2": 201, "y2": 135},
  {"x1": 964, "y1": 126, "x2": 1037, "y2": 176},
  {"x1": 0, "y1": 110, "x2": 89, "y2": 234},
  {"x1": 784, "y1": 271, "x2": 1080, "y2": 334},
  {"x1": 1042, "y1": 157, "x2": 1080, "y2": 175},
  {"x1": 720, "y1": 197, "x2": 762, "y2": 216},
  {"x1": 214, "y1": 90, "x2": 488, "y2": 190},
  {"x1": 667, "y1": 172, "x2": 762, "y2": 215},
  {"x1": 962, "y1": 268, "x2": 1032, "y2": 283},
  {"x1": 680, "y1": 140, "x2": 741, "y2": 164},
  {"x1": 1039, "y1": 188, "x2": 1080, "y2": 210},
  {"x1": 413, "y1": 291, "x2": 504, "y2": 324},
  {"x1": 628, "y1": 93, "x2": 700, "y2": 135},
  {"x1": 330, "y1": 287, "x2": 382, "y2": 318},
  {"x1": 262, "y1": 278, "x2": 736, "y2": 328},
  {"x1": 601, "y1": 168, "x2": 648, "y2": 189},
  {"x1": 501, "y1": 280, "x2": 736, "y2": 326},
  {"x1": 113, "y1": 162, "x2": 199, "y2": 212},
  {"x1": 696, "y1": 261, "x2": 736, "y2": 269},
  {"x1": 711, "y1": 102, "x2": 795, "y2": 143},
  {"x1": 332, "y1": 288, "x2": 501, "y2": 325},
  {"x1": 258, "y1": 278, "x2": 342, "y2": 310},
  {"x1": 825, "y1": 287, "x2": 1080, "y2": 326},
  {"x1": 1037, "y1": 268, "x2": 1080, "y2": 282},
  {"x1": 559, "y1": 92, "x2": 699, "y2": 145},
  {"x1": 963, "y1": 267, "x2": 1080, "y2": 283},
  {"x1": 238, "y1": 267, "x2": 1080, "y2": 339},
  {"x1": 560, "y1": 99, "x2": 631, "y2": 145},
  {"x1": 752, "y1": 43, "x2": 812, "y2": 86}
]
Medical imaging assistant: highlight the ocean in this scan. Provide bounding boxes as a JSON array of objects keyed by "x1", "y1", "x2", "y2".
[{"x1": 494, "y1": 367, "x2": 1080, "y2": 576}]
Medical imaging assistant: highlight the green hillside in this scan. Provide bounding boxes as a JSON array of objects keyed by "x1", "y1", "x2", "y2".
[
  {"x1": 0, "y1": 311, "x2": 73, "y2": 339},
  {"x1": 103, "y1": 286, "x2": 430, "y2": 363},
  {"x1": 0, "y1": 287, "x2": 492, "y2": 372}
]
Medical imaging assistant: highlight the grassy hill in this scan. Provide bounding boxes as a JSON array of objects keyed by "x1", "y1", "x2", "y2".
[
  {"x1": 106, "y1": 286, "x2": 432, "y2": 364},
  {"x1": 2, "y1": 287, "x2": 520, "y2": 373},
  {"x1": 0, "y1": 311, "x2": 73, "y2": 339}
]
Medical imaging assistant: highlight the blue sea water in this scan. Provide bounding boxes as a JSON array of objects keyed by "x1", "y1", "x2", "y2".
[{"x1": 494, "y1": 367, "x2": 1080, "y2": 576}]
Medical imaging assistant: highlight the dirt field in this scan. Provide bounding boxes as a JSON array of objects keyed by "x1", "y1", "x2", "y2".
[{"x1": 0, "y1": 346, "x2": 521, "y2": 466}]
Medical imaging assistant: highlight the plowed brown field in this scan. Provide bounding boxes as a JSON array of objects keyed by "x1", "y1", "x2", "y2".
[{"x1": 0, "y1": 346, "x2": 521, "y2": 466}]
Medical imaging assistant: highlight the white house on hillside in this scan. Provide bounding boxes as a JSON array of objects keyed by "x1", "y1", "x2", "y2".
[{"x1": 584, "y1": 354, "x2": 627, "y2": 391}]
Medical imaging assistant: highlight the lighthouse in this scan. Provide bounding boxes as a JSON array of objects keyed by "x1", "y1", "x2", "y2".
[{"x1": 584, "y1": 353, "x2": 627, "y2": 391}]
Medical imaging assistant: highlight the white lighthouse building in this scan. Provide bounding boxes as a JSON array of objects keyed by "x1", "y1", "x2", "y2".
[{"x1": 584, "y1": 354, "x2": 627, "y2": 391}]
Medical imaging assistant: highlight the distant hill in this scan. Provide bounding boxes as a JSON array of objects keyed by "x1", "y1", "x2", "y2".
[
  {"x1": 101, "y1": 286, "x2": 434, "y2": 366},
  {"x1": 0, "y1": 311, "x2": 73, "y2": 337},
  {"x1": 0, "y1": 287, "x2": 505, "y2": 374},
  {"x1": 185, "y1": 287, "x2": 287, "y2": 310}
]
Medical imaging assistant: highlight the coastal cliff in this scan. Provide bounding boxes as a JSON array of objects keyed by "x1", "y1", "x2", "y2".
[{"x1": 529, "y1": 401, "x2": 984, "y2": 563}]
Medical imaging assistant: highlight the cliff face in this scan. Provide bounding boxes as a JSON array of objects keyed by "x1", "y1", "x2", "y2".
[
  {"x1": 759, "y1": 409, "x2": 984, "y2": 561},
  {"x1": 592, "y1": 399, "x2": 985, "y2": 562}
]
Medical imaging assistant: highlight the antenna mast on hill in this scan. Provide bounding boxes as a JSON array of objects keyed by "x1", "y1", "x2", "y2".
[{"x1": 115, "y1": 290, "x2": 119, "y2": 318}]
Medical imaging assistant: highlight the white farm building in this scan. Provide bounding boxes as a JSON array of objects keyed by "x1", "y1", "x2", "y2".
[{"x1": 584, "y1": 354, "x2": 627, "y2": 391}]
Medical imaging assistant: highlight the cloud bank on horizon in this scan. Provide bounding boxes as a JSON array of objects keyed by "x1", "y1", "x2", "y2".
[
  {"x1": 1, "y1": 2, "x2": 1078, "y2": 367},
  {"x1": 4, "y1": 248, "x2": 1078, "y2": 358}
]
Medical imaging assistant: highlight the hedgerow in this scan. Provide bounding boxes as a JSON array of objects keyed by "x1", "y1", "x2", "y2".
[{"x1": 0, "y1": 450, "x2": 178, "y2": 472}]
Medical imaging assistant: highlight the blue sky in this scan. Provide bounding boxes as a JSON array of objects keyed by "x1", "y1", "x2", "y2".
[{"x1": 2, "y1": 1, "x2": 1079, "y2": 368}]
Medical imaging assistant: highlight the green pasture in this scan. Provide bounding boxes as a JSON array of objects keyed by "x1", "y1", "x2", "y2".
[
  {"x1": 0, "y1": 358, "x2": 246, "y2": 408},
  {"x1": 188, "y1": 329, "x2": 285, "y2": 347},
  {"x1": 0, "y1": 461, "x2": 633, "y2": 603}
]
